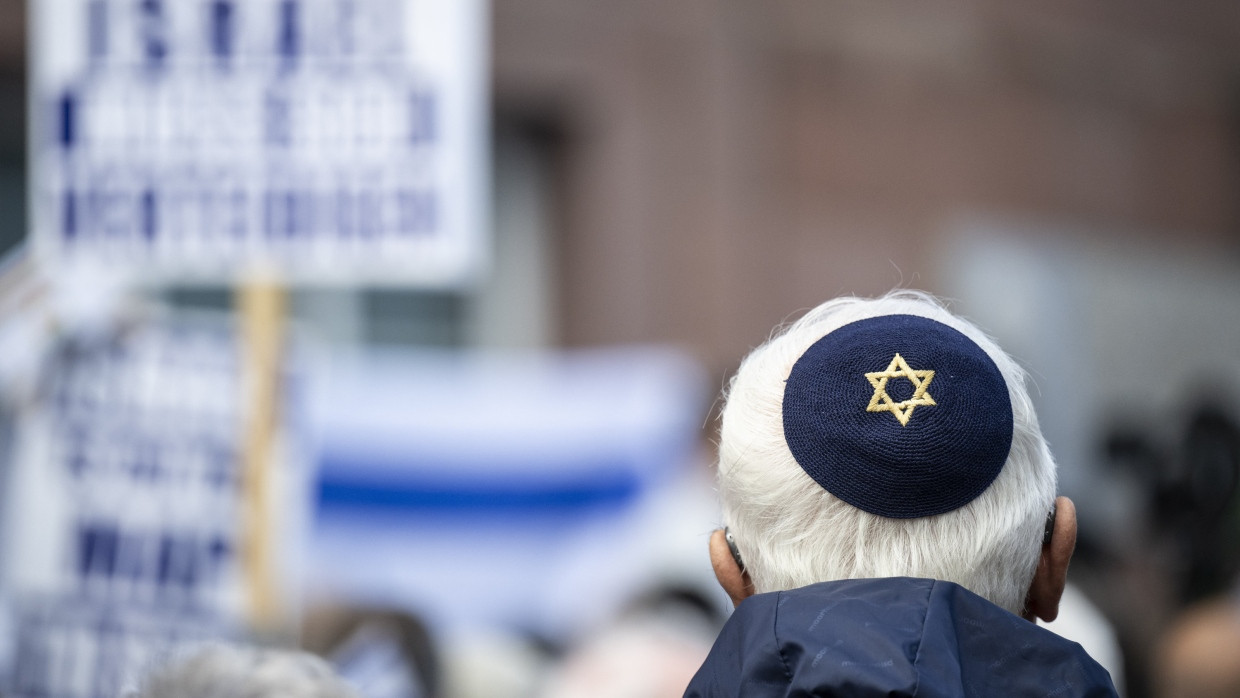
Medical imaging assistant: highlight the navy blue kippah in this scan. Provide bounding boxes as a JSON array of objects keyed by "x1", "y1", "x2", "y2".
[{"x1": 781, "y1": 314, "x2": 1013, "y2": 518}]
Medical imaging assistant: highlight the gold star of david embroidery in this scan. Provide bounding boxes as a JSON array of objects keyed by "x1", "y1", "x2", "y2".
[{"x1": 865, "y1": 353, "x2": 936, "y2": 426}]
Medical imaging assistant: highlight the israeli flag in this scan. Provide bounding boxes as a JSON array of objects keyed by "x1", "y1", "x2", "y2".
[{"x1": 308, "y1": 346, "x2": 708, "y2": 638}]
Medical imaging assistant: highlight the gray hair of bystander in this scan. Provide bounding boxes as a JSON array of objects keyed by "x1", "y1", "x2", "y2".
[{"x1": 128, "y1": 644, "x2": 359, "y2": 698}]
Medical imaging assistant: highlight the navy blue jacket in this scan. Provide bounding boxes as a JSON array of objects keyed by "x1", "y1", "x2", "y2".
[{"x1": 685, "y1": 577, "x2": 1117, "y2": 697}]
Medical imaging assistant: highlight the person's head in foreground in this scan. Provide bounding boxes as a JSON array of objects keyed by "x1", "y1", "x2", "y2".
[
  {"x1": 129, "y1": 644, "x2": 358, "y2": 698},
  {"x1": 685, "y1": 291, "x2": 1118, "y2": 697}
]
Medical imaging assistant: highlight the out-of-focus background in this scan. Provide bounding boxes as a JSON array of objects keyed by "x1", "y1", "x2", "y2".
[{"x1": 1, "y1": 1, "x2": 1240, "y2": 697}]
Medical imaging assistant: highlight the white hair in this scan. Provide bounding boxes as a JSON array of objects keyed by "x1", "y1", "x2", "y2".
[
  {"x1": 130, "y1": 644, "x2": 359, "y2": 698},
  {"x1": 718, "y1": 290, "x2": 1057, "y2": 615}
]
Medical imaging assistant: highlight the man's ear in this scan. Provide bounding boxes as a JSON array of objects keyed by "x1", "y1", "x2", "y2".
[
  {"x1": 1023, "y1": 496, "x2": 1077, "y2": 623},
  {"x1": 709, "y1": 529, "x2": 755, "y2": 607}
]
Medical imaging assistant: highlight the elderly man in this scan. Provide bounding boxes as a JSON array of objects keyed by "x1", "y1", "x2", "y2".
[{"x1": 686, "y1": 291, "x2": 1117, "y2": 697}]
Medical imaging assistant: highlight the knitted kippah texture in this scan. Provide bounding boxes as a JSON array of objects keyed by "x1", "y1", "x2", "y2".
[{"x1": 781, "y1": 314, "x2": 1013, "y2": 519}]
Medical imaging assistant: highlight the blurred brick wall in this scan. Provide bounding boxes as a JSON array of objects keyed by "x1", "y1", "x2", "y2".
[
  {"x1": 0, "y1": 0, "x2": 25, "y2": 257},
  {"x1": 3, "y1": 0, "x2": 1238, "y2": 376},
  {"x1": 0, "y1": 1, "x2": 23, "y2": 72},
  {"x1": 493, "y1": 0, "x2": 1240, "y2": 379}
]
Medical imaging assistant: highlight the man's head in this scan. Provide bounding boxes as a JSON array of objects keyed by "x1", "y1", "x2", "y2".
[{"x1": 710, "y1": 290, "x2": 1075, "y2": 620}]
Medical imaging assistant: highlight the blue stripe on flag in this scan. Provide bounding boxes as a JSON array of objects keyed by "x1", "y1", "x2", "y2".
[{"x1": 316, "y1": 460, "x2": 644, "y2": 514}]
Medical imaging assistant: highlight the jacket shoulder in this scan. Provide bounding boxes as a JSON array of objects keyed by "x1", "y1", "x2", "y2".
[
  {"x1": 685, "y1": 579, "x2": 1119, "y2": 698},
  {"x1": 684, "y1": 592, "x2": 789, "y2": 698}
]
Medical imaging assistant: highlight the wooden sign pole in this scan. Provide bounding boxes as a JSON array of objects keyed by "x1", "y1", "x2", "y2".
[{"x1": 238, "y1": 280, "x2": 286, "y2": 633}]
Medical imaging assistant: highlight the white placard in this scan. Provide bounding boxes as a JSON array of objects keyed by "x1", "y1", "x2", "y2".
[
  {"x1": 1, "y1": 317, "x2": 306, "y2": 698},
  {"x1": 31, "y1": 0, "x2": 489, "y2": 287}
]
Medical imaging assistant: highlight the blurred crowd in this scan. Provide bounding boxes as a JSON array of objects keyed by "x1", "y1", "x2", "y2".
[{"x1": 3, "y1": 1, "x2": 1240, "y2": 697}]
